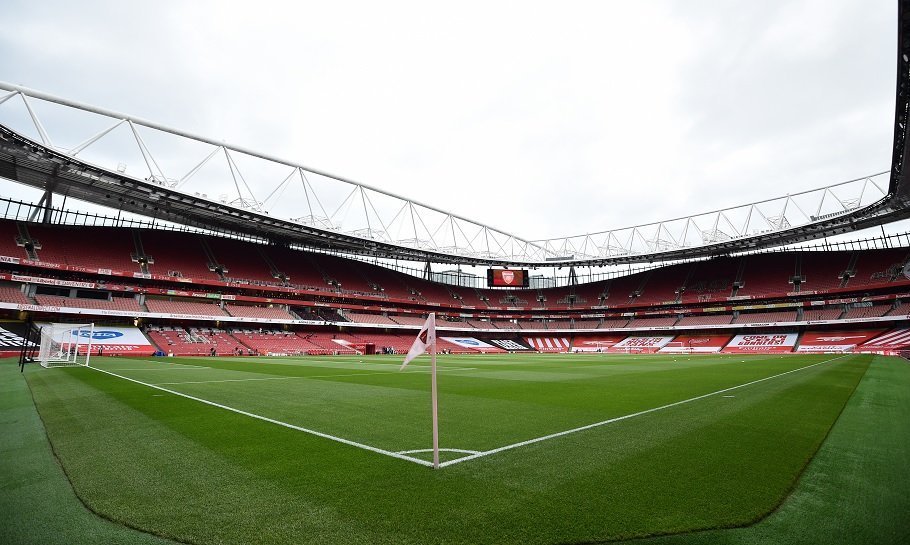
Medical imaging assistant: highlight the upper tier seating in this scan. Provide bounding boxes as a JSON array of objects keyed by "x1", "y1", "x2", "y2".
[
  {"x1": 139, "y1": 230, "x2": 220, "y2": 280},
  {"x1": 308, "y1": 253, "x2": 379, "y2": 294},
  {"x1": 632, "y1": 266, "x2": 692, "y2": 306},
  {"x1": 799, "y1": 251, "x2": 854, "y2": 292},
  {"x1": 678, "y1": 257, "x2": 739, "y2": 303},
  {"x1": 261, "y1": 247, "x2": 338, "y2": 290},
  {"x1": 848, "y1": 249, "x2": 910, "y2": 289},
  {"x1": 27, "y1": 224, "x2": 139, "y2": 272},
  {"x1": 0, "y1": 222, "x2": 27, "y2": 259},
  {"x1": 207, "y1": 238, "x2": 278, "y2": 285},
  {"x1": 735, "y1": 254, "x2": 797, "y2": 298}
]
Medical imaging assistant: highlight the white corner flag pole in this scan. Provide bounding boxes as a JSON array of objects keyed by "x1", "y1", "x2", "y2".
[
  {"x1": 430, "y1": 326, "x2": 439, "y2": 469},
  {"x1": 400, "y1": 313, "x2": 440, "y2": 469}
]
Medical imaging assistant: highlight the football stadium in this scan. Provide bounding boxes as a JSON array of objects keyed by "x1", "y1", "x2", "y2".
[{"x1": 2, "y1": 2, "x2": 909, "y2": 545}]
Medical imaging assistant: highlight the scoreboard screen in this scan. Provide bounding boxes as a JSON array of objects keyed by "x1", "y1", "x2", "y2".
[{"x1": 487, "y1": 268, "x2": 529, "y2": 288}]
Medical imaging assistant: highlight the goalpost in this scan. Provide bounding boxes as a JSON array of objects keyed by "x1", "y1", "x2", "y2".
[
  {"x1": 38, "y1": 323, "x2": 94, "y2": 368},
  {"x1": 661, "y1": 341, "x2": 690, "y2": 354}
]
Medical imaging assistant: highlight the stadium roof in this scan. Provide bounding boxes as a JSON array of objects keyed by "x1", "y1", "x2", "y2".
[{"x1": 1, "y1": 4, "x2": 910, "y2": 267}]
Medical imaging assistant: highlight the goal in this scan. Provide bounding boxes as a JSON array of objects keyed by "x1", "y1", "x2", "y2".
[
  {"x1": 38, "y1": 323, "x2": 94, "y2": 368},
  {"x1": 661, "y1": 341, "x2": 690, "y2": 354}
]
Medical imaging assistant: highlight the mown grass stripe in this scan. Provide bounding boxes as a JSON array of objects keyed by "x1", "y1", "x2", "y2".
[
  {"x1": 439, "y1": 354, "x2": 850, "y2": 467},
  {"x1": 86, "y1": 364, "x2": 435, "y2": 468}
]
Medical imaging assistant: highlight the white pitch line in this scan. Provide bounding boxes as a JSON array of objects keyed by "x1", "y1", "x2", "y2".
[
  {"x1": 397, "y1": 448, "x2": 481, "y2": 455},
  {"x1": 155, "y1": 370, "x2": 408, "y2": 386},
  {"x1": 113, "y1": 367, "x2": 211, "y2": 371},
  {"x1": 152, "y1": 367, "x2": 479, "y2": 386},
  {"x1": 86, "y1": 365, "x2": 435, "y2": 468},
  {"x1": 437, "y1": 354, "x2": 853, "y2": 468}
]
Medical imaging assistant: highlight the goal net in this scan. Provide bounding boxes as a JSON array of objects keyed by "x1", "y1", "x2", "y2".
[
  {"x1": 38, "y1": 323, "x2": 94, "y2": 368},
  {"x1": 661, "y1": 341, "x2": 691, "y2": 354}
]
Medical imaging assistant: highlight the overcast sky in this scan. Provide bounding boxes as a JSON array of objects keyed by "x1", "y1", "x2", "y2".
[{"x1": 0, "y1": 0, "x2": 899, "y2": 242}]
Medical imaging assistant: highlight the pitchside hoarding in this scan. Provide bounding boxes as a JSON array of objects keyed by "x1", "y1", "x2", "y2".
[
  {"x1": 608, "y1": 336, "x2": 675, "y2": 352},
  {"x1": 722, "y1": 333, "x2": 799, "y2": 353},
  {"x1": 795, "y1": 330, "x2": 883, "y2": 352},
  {"x1": 40, "y1": 323, "x2": 156, "y2": 355},
  {"x1": 440, "y1": 337, "x2": 502, "y2": 353},
  {"x1": 658, "y1": 335, "x2": 732, "y2": 353},
  {"x1": 525, "y1": 337, "x2": 571, "y2": 352}
]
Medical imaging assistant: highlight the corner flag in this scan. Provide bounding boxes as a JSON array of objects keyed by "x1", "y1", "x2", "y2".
[
  {"x1": 400, "y1": 313, "x2": 436, "y2": 369},
  {"x1": 399, "y1": 313, "x2": 441, "y2": 468}
]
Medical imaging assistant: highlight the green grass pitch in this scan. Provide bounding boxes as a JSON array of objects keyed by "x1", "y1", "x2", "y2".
[{"x1": 2, "y1": 352, "x2": 909, "y2": 544}]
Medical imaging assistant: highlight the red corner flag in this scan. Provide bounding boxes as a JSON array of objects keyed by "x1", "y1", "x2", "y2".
[
  {"x1": 400, "y1": 313, "x2": 436, "y2": 370},
  {"x1": 399, "y1": 313, "x2": 441, "y2": 468}
]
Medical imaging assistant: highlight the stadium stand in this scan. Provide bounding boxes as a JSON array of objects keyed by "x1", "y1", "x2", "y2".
[
  {"x1": 848, "y1": 248, "x2": 909, "y2": 288},
  {"x1": 146, "y1": 327, "x2": 247, "y2": 356},
  {"x1": 139, "y1": 230, "x2": 221, "y2": 280},
  {"x1": 842, "y1": 304, "x2": 891, "y2": 319},
  {"x1": 859, "y1": 328, "x2": 910, "y2": 352},
  {"x1": 308, "y1": 253, "x2": 380, "y2": 294},
  {"x1": 207, "y1": 238, "x2": 278, "y2": 285},
  {"x1": 678, "y1": 257, "x2": 738, "y2": 303},
  {"x1": 231, "y1": 330, "x2": 312, "y2": 355},
  {"x1": 6, "y1": 217, "x2": 910, "y2": 356},
  {"x1": 601, "y1": 274, "x2": 647, "y2": 306},
  {"x1": 632, "y1": 266, "x2": 691, "y2": 306},
  {"x1": 543, "y1": 320, "x2": 571, "y2": 329},
  {"x1": 0, "y1": 221, "x2": 29, "y2": 259},
  {"x1": 145, "y1": 298, "x2": 228, "y2": 316},
  {"x1": 675, "y1": 314, "x2": 733, "y2": 326},
  {"x1": 733, "y1": 310, "x2": 797, "y2": 324},
  {"x1": 0, "y1": 285, "x2": 31, "y2": 305},
  {"x1": 799, "y1": 251, "x2": 854, "y2": 292},
  {"x1": 625, "y1": 316, "x2": 679, "y2": 328},
  {"x1": 802, "y1": 307, "x2": 844, "y2": 321},
  {"x1": 225, "y1": 304, "x2": 295, "y2": 320},
  {"x1": 389, "y1": 315, "x2": 428, "y2": 326},
  {"x1": 599, "y1": 318, "x2": 630, "y2": 329},
  {"x1": 27, "y1": 224, "x2": 139, "y2": 272},
  {"x1": 571, "y1": 319, "x2": 601, "y2": 329},
  {"x1": 735, "y1": 254, "x2": 796, "y2": 298},
  {"x1": 33, "y1": 294, "x2": 142, "y2": 312},
  {"x1": 256, "y1": 246, "x2": 326, "y2": 290}
]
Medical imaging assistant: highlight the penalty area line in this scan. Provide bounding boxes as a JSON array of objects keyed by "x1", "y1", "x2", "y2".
[
  {"x1": 438, "y1": 354, "x2": 853, "y2": 468},
  {"x1": 85, "y1": 365, "x2": 435, "y2": 468}
]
